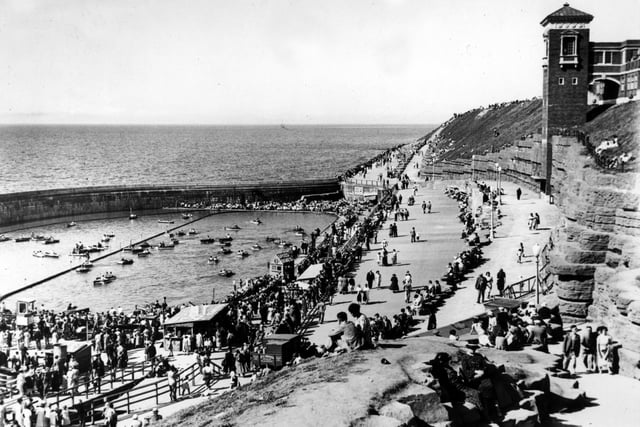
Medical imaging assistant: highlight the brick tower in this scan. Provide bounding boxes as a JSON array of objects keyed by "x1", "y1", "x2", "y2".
[{"x1": 540, "y1": 3, "x2": 593, "y2": 194}]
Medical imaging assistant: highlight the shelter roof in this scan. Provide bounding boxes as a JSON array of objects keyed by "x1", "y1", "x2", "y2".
[
  {"x1": 297, "y1": 263, "x2": 324, "y2": 281},
  {"x1": 164, "y1": 303, "x2": 228, "y2": 326},
  {"x1": 541, "y1": 3, "x2": 593, "y2": 26}
]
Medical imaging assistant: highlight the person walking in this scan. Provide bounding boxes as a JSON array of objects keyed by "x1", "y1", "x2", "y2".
[
  {"x1": 563, "y1": 325, "x2": 581, "y2": 375},
  {"x1": 580, "y1": 326, "x2": 596, "y2": 373},
  {"x1": 410, "y1": 227, "x2": 416, "y2": 243},
  {"x1": 316, "y1": 300, "x2": 326, "y2": 324},
  {"x1": 516, "y1": 187, "x2": 522, "y2": 200},
  {"x1": 422, "y1": 200, "x2": 427, "y2": 214},
  {"x1": 427, "y1": 200, "x2": 432, "y2": 213},
  {"x1": 475, "y1": 274, "x2": 487, "y2": 304},
  {"x1": 403, "y1": 271, "x2": 413, "y2": 303},
  {"x1": 375, "y1": 270, "x2": 382, "y2": 288},
  {"x1": 496, "y1": 268, "x2": 506, "y2": 297},
  {"x1": 596, "y1": 326, "x2": 613, "y2": 373},
  {"x1": 517, "y1": 242, "x2": 524, "y2": 264}
]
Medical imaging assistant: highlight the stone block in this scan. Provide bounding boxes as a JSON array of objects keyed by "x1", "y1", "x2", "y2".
[
  {"x1": 564, "y1": 249, "x2": 607, "y2": 265},
  {"x1": 547, "y1": 258, "x2": 596, "y2": 277},
  {"x1": 628, "y1": 300, "x2": 640, "y2": 326},
  {"x1": 352, "y1": 415, "x2": 404, "y2": 427},
  {"x1": 576, "y1": 230, "x2": 611, "y2": 251},
  {"x1": 617, "y1": 348, "x2": 640, "y2": 380},
  {"x1": 556, "y1": 280, "x2": 594, "y2": 302},
  {"x1": 558, "y1": 299, "x2": 589, "y2": 318},
  {"x1": 501, "y1": 408, "x2": 538, "y2": 427},
  {"x1": 379, "y1": 401, "x2": 414, "y2": 425}
]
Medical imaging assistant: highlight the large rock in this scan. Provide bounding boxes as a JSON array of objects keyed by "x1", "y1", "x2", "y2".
[
  {"x1": 442, "y1": 402, "x2": 482, "y2": 426},
  {"x1": 352, "y1": 415, "x2": 405, "y2": 427},
  {"x1": 519, "y1": 389, "x2": 549, "y2": 423},
  {"x1": 501, "y1": 408, "x2": 538, "y2": 427},
  {"x1": 397, "y1": 386, "x2": 449, "y2": 424},
  {"x1": 378, "y1": 401, "x2": 414, "y2": 425},
  {"x1": 518, "y1": 373, "x2": 550, "y2": 393}
]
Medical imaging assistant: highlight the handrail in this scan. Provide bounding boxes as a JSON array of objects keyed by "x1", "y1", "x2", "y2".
[
  {"x1": 503, "y1": 275, "x2": 536, "y2": 299},
  {"x1": 51, "y1": 355, "x2": 161, "y2": 410}
]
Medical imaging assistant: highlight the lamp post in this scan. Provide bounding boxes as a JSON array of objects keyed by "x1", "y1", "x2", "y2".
[
  {"x1": 431, "y1": 155, "x2": 436, "y2": 182},
  {"x1": 497, "y1": 166, "x2": 502, "y2": 205},
  {"x1": 472, "y1": 155, "x2": 476, "y2": 181},
  {"x1": 532, "y1": 243, "x2": 541, "y2": 305}
]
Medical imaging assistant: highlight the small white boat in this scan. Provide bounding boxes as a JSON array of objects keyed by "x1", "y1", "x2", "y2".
[
  {"x1": 77, "y1": 266, "x2": 91, "y2": 273},
  {"x1": 0, "y1": 234, "x2": 10, "y2": 242},
  {"x1": 236, "y1": 250, "x2": 249, "y2": 258},
  {"x1": 251, "y1": 244, "x2": 262, "y2": 251},
  {"x1": 218, "y1": 269, "x2": 235, "y2": 277},
  {"x1": 116, "y1": 257, "x2": 134, "y2": 265},
  {"x1": 158, "y1": 220, "x2": 174, "y2": 224},
  {"x1": 157, "y1": 242, "x2": 175, "y2": 250},
  {"x1": 101, "y1": 236, "x2": 111, "y2": 243},
  {"x1": 182, "y1": 213, "x2": 193, "y2": 219},
  {"x1": 187, "y1": 228, "x2": 198, "y2": 235},
  {"x1": 225, "y1": 225, "x2": 241, "y2": 231},
  {"x1": 104, "y1": 233, "x2": 116, "y2": 238},
  {"x1": 67, "y1": 222, "x2": 77, "y2": 228},
  {"x1": 33, "y1": 250, "x2": 59, "y2": 258},
  {"x1": 129, "y1": 208, "x2": 137, "y2": 220},
  {"x1": 138, "y1": 249, "x2": 152, "y2": 257},
  {"x1": 249, "y1": 219, "x2": 262, "y2": 225},
  {"x1": 208, "y1": 256, "x2": 219, "y2": 264}
]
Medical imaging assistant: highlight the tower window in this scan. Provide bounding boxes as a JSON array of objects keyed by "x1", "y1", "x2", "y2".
[
  {"x1": 558, "y1": 78, "x2": 565, "y2": 85},
  {"x1": 572, "y1": 77, "x2": 578, "y2": 85},
  {"x1": 559, "y1": 35, "x2": 579, "y2": 66},
  {"x1": 561, "y1": 36, "x2": 577, "y2": 56}
]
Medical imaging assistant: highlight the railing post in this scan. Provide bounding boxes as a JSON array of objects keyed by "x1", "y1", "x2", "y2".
[
  {"x1": 155, "y1": 383, "x2": 159, "y2": 405},
  {"x1": 126, "y1": 392, "x2": 130, "y2": 414}
]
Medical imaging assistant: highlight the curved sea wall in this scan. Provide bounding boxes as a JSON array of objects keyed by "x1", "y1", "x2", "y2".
[{"x1": 0, "y1": 179, "x2": 340, "y2": 228}]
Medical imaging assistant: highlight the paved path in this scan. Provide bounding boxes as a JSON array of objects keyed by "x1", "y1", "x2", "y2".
[{"x1": 308, "y1": 145, "x2": 562, "y2": 344}]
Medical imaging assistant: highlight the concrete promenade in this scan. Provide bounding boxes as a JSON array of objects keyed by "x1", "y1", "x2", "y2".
[{"x1": 308, "y1": 147, "x2": 562, "y2": 344}]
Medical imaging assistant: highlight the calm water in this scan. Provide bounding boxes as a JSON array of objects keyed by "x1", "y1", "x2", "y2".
[
  {"x1": 0, "y1": 125, "x2": 432, "y2": 193},
  {"x1": 0, "y1": 211, "x2": 335, "y2": 312},
  {"x1": 0, "y1": 125, "x2": 431, "y2": 311}
]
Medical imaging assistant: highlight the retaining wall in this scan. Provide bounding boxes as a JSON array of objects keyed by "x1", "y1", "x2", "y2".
[{"x1": 0, "y1": 180, "x2": 340, "y2": 227}]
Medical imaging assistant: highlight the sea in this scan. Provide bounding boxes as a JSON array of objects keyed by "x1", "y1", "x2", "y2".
[{"x1": 0, "y1": 125, "x2": 433, "y2": 312}]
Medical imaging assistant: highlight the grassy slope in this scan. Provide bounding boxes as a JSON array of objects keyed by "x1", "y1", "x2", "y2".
[{"x1": 431, "y1": 99, "x2": 639, "y2": 162}]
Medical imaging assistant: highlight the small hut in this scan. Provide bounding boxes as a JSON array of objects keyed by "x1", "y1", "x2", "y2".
[
  {"x1": 269, "y1": 252, "x2": 295, "y2": 281},
  {"x1": 163, "y1": 303, "x2": 228, "y2": 337}
]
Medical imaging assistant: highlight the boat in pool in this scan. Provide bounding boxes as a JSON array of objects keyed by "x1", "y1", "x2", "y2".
[
  {"x1": 0, "y1": 235, "x2": 10, "y2": 242},
  {"x1": 236, "y1": 250, "x2": 249, "y2": 258},
  {"x1": 224, "y1": 224, "x2": 241, "y2": 231},
  {"x1": 176, "y1": 230, "x2": 186, "y2": 237},
  {"x1": 265, "y1": 236, "x2": 278, "y2": 242},
  {"x1": 93, "y1": 273, "x2": 116, "y2": 286},
  {"x1": 217, "y1": 241, "x2": 231, "y2": 247},
  {"x1": 182, "y1": 213, "x2": 193, "y2": 219},
  {"x1": 104, "y1": 232, "x2": 116, "y2": 238},
  {"x1": 116, "y1": 257, "x2": 134, "y2": 265},
  {"x1": 218, "y1": 247, "x2": 232, "y2": 255},
  {"x1": 43, "y1": 237, "x2": 60, "y2": 244},
  {"x1": 123, "y1": 245, "x2": 143, "y2": 253},
  {"x1": 137, "y1": 249, "x2": 152, "y2": 257},
  {"x1": 67, "y1": 222, "x2": 77, "y2": 228},
  {"x1": 218, "y1": 269, "x2": 235, "y2": 277},
  {"x1": 157, "y1": 242, "x2": 175, "y2": 250},
  {"x1": 101, "y1": 236, "x2": 111, "y2": 243},
  {"x1": 77, "y1": 266, "x2": 91, "y2": 273},
  {"x1": 14, "y1": 236, "x2": 31, "y2": 243},
  {"x1": 249, "y1": 219, "x2": 262, "y2": 225},
  {"x1": 139, "y1": 242, "x2": 151, "y2": 249},
  {"x1": 171, "y1": 238, "x2": 180, "y2": 245},
  {"x1": 33, "y1": 250, "x2": 59, "y2": 258},
  {"x1": 251, "y1": 244, "x2": 262, "y2": 251},
  {"x1": 129, "y1": 208, "x2": 137, "y2": 220},
  {"x1": 208, "y1": 256, "x2": 219, "y2": 264},
  {"x1": 218, "y1": 234, "x2": 233, "y2": 242},
  {"x1": 158, "y1": 219, "x2": 174, "y2": 224},
  {"x1": 187, "y1": 228, "x2": 198, "y2": 235},
  {"x1": 200, "y1": 237, "x2": 216, "y2": 244}
]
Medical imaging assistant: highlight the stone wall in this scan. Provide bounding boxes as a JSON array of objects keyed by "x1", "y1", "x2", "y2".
[{"x1": 0, "y1": 179, "x2": 340, "y2": 228}]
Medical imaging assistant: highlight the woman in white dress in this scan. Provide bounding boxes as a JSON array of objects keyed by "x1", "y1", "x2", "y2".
[{"x1": 596, "y1": 326, "x2": 613, "y2": 373}]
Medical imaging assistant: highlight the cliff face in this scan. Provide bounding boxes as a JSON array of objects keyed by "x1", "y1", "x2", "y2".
[
  {"x1": 425, "y1": 100, "x2": 640, "y2": 377},
  {"x1": 550, "y1": 136, "x2": 640, "y2": 378}
]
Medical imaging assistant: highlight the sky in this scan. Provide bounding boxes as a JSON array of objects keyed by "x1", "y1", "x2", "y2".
[{"x1": 1, "y1": 0, "x2": 638, "y2": 125}]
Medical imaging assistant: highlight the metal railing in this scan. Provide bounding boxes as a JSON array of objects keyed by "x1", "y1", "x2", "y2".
[{"x1": 74, "y1": 360, "x2": 224, "y2": 425}]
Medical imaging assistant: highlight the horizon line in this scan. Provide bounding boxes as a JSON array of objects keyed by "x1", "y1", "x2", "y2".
[{"x1": 0, "y1": 122, "x2": 440, "y2": 127}]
